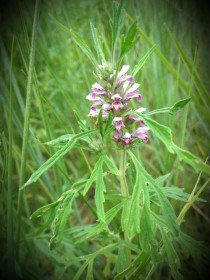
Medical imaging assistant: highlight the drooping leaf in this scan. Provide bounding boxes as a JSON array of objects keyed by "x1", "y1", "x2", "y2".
[
  {"x1": 132, "y1": 45, "x2": 156, "y2": 77},
  {"x1": 23, "y1": 129, "x2": 97, "y2": 189}
]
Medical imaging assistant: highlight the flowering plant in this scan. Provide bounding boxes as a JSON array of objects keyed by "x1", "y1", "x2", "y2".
[{"x1": 22, "y1": 1, "x2": 210, "y2": 279}]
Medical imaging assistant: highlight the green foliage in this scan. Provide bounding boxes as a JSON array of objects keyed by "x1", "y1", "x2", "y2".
[{"x1": 1, "y1": 0, "x2": 209, "y2": 279}]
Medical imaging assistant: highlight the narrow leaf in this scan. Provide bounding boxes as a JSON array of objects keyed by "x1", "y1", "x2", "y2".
[
  {"x1": 97, "y1": 108, "x2": 103, "y2": 137},
  {"x1": 146, "y1": 98, "x2": 191, "y2": 116},
  {"x1": 95, "y1": 159, "x2": 106, "y2": 221},
  {"x1": 23, "y1": 129, "x2": 97, "y2": 189},
  {"x1": 83, "y1": 156, "x2": 104, "y2": 196},
  {"x1": 159, "y1": 226, "x2": 183, "y2": 280},
  {"x1": 132, "y1": 45, "x2": 156, "y2": 77},
  {"x1": 120, "y1": 20, "x2": 138, "y2": 57},
  {"x1": 50, "y1": 190, "x2": 76, "y2": 249},
  {"x1": 103, "y1": 155, "x2": 119, "y2": 175}
]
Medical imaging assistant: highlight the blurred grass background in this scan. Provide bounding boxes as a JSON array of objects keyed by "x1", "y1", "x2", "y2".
[{"x1": 0, "y1": 0, "x2": 210, "y2": 279}]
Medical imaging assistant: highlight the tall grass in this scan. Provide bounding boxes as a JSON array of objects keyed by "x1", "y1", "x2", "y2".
[{"x1": 1, "y1": 0, "x2": 209, "y2": 279}]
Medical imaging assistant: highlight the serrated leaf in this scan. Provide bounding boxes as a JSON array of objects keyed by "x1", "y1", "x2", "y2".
[
  {"x1": 103, "y1": 155, "x2": 119, "y2": 175},
  {"x1": 114, "y1": 241, "x2": 129, "y2": 274},
  {"x1": 132, "y1": 45, "x2": 156, "y2": 77},
  {"x1": 159, "y1": 226, "x2": 183, "y2": 280},
  {"x1": 50, "y1": 190, "x2": 76, "y2": 249},
  {"x1": 23, "y1": 129, "x2": 97, "y2": 189}
]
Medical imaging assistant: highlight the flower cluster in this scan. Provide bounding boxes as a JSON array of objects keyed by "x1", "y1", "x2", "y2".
[{"x1": 86, "y1": 64, "x2": 149, "y2": 145}]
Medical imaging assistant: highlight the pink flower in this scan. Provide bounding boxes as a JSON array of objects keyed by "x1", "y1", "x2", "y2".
[
  {"x1": 132, "y1": 126, "x2": 150, "y2": 142},
  {"x1": 111, "y1": 94, "x2": 124, "y2": 111},
  {"x1": 121, "y1": 132, "x2": 132, "y2": 145},
  {"x1": 112, "y1": 117, "x2": 125, "y2": 134},
  {"x1": 124, "y1": 83, "x2": 142, "y2": 102},
  {"x1": 117, "y1": 65, "x2": 133, "y2": 84},
  {"x1": 129, "y1": 107, "x2": 146, "y2": 125},
  {"x1": 86, "y1": 83, "x2": 106, "y2": 100}
]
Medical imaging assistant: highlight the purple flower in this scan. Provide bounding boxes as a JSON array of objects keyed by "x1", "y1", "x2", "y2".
[
  {"x1": 112, "y1": 117, "x2": 125, "y2": 134},
  {"x1": 111, "y1": 94, "x2": 124, "y2": 111},
  {"x1": 117, "y1": 65, "x2": 133, "y2": 84},
  {"x1": 129, "y1": 107, "x2": 146, "y2": 125},
  {"x1": 124, "y1": 83, "x2": 142, "y2": 102},
  {"x1": 86, "y1": 83, "x2": 106, "y2": 100},
  {"x1": 121, "y1": 132, "x2": 132, "y2": 145},
  {"x1": 132, "y1": 126, "x2": 150, "y2": 142}
]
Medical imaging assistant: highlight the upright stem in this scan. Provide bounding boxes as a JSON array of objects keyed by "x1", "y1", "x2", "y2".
[
  {"x1": 16, "y1": 0, "x2": 39, "y2": 259},
  {"x1": 119, "y1": 149, "x2": 131, "y2": 264}
]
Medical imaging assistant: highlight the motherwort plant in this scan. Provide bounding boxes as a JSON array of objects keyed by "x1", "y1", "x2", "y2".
[{"x1": 21, "y1": 1, "x2": 210, "y2": 279}]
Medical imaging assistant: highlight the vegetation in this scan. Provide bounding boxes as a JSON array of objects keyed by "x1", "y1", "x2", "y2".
[{"x1": 1, "y1": 0, "x2": 210, "y2": 279}]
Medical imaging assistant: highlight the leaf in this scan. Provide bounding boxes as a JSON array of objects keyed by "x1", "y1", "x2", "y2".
[
  {"x1": 104, "y1": 111, "x2": 113, "y2": 136},
  {"x1": 146, "y1": 98, "x2": 191, "y2": 116},
  {"x1": 128, "y1": 112, "x2": 210, "y2": 175},
  {"x1": 95, "y1": 159, "x2": 106, "y2": 221},
  {"x1": 103, "y1": 155, "x2": 119, "y2": 175},
  {"x1": 83, "y1": 156, "x2": 104, "y2": 196},
  {"x1": 23, "y1": 129, "x2": 97, "y2": 189},
  {"x1": 90, "y1": 22, "x2": 105, "y2": 64},
  {"x1": 151, "y1": 184, "x2": 179, "y2": 236},
  {"x1": 128, "y1": 151, "x2": 154, "y2": 243},
  {"x1": 50, "y1": 190, "x2": 76, "y2": 249},
  {"x1": 128, "y1": 150, "x2": 179, "y2": 236},
  {"x1": 87, "y1": 202, "x2": 124, "y2": 238},
  {"x1": 140, "y1": 183, "x2": 154, "y2": 251},
  {"x1": 159, "y1": 226, "x2": 183, "y2": 280},
  {"x1": 132, "y1": 45, "x2": 156, "y2": 77},
  {"x1": 70, "y1": 30, "x2": 98, "y2": 66},
  {"x1": 173, "y1": 144, "x2": 210, "y2": 174},
  {"x1": 110, "y1": 0, "x2": 124, "y2": 52},
  {"x1": 154, "y1": 173, "x2": 171, "y2": 186},
  {"x1": 45, "y1": 134, "x2": 74, "y2": 146},
  {"x1": 97, "y1": 108, "x2": 104, "y2": 137},
  {"x1": 120, "y1": 20, "x2": 138, "y2": 57}
]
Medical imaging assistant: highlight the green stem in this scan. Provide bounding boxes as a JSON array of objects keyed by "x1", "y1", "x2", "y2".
[
  {"x1": 16, "y1": 0, "x2": 39, "y2": 258},
  {"x1": 119, "y1": 149, "x2": 131, "y2": 264},
  {"x1": 7, "y1": 36, "x2": 15, "y2": 278}
]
